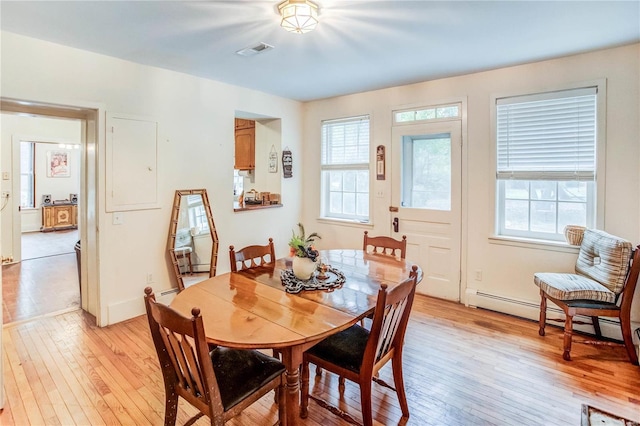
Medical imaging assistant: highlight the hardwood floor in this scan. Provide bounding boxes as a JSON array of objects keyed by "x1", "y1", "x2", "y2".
[
  {"x1": 2, "y1": 230, "x2": 80, "y2": 324},
  {"x1": 1, "y1": 295, "x2": 638, "y2": 425}
]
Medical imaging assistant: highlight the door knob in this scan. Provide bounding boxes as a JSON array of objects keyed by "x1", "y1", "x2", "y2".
[{"x1": 393, "y1": 217, "x2": 399, "y2": 233}]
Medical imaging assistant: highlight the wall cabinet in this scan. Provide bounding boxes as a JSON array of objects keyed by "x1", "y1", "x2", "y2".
[
  {"x1": 234, "y1": 119, "x2": 255, "y2": 170},
  {"x1": 41, "y1": 203, "x2": 78, "y2": 232}
]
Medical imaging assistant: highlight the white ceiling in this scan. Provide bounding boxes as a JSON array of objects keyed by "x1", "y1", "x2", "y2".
[{"x1": 2, "y1": 1, "x2": 639, "y2": 102}]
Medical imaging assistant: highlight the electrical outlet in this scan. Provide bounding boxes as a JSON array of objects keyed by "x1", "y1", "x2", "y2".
[
  {"x1": 2, "y1": 172, "x2": 9, "y2": 180},
  {"x1": 475, "y1": 269, "x2": 483, "y2": 281},
  {"x1": 146, "y1": 273, "x2": 154, "y2": 284},
  {"x1": 1, "y1": 191, "x2": 10, "y2": 198},
  {"x1": 376, "y1": 189, "x2": 384, "y2": 198}
]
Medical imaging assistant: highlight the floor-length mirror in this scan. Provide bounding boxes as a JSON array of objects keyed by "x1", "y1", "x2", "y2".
[{"x1": 168, "y1": 189, "x2": 219, "y2": 291}]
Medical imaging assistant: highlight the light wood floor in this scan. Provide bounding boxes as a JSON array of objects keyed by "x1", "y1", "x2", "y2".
[
  {"x1": 1, "y1": 295, "x2": 638, "y2": 425},
  {"x1": 2, "y1": 230, "x2": 80, "y2": 324}
]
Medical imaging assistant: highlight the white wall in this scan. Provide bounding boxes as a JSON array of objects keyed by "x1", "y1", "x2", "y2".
[
  {"x1": 302, "y1": 44, "x2": 640, "y2": 330},
  {"x1": 1, "y1": 31, "x2": 303, "y2": 325}
]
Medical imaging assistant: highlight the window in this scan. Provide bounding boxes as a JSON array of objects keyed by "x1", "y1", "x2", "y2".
[
  {"x1": 321, "y1": 115, "x2": 370, "y2": 222},
  {"x1": 233, "y1": 169, "x2": 243, "y2": 202},
  {"x1": 20, "y1": 141, "x2": 35, "y2": 208},
  {"x1": 495, "y1": 87, "x2": 598, "y2": 241},
  {"x1": 394, "y1": 103, "x2": 460, "y2": 124},
  {"x1": 186, "y1": 194, "x2": 210, "y2": 232}
]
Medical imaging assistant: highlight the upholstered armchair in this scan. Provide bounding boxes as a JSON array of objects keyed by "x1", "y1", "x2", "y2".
[{"x1": 534, "y1": 229, "x2": 640, "y2": 364}]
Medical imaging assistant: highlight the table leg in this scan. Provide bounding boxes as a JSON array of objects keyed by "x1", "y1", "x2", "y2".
[{"x1": 280, "y1": 346, "x2": 303, "y2": 426}]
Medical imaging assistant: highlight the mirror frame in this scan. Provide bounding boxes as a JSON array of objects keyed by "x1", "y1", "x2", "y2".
[{"x1": 168, "y1": 189, "x2": 219, "y2": 291}]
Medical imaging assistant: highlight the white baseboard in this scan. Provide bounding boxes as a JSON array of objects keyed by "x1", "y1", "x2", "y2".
[
  {"x1": 107, "y1": 297, "x2": 145, "y2": 325},
  {"x1": 107, "y1": 287, "x2": 179, "y2": 325},
  {"x1": 466, "y1": 288, "x2": 639, "y2": 343}
]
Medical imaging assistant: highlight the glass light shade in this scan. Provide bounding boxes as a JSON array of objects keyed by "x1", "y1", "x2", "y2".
[{"x1": 279, "y1": 0, "x2": 319, "y2": 34}]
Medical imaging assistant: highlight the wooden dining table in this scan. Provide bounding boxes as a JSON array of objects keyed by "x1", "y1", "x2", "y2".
[{"x1": 169, "y1": 249, "x2": 422, "y2": 426}]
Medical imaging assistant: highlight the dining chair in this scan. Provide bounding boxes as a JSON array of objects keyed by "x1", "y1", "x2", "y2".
[
  {"x1": 143, "y1": 287, "x2": 286, "y2": 425},
  {"x1": 301, "y1": 265, "x2": 419, "y2": 426},
  {"x1": 229, "y1": 238, "x2": 276, "y2": 272},
  {"x1": 534, "y1": 229, "x2": 640, "y2": 364},
  {"x1": 363, "y1": 230, "x2": 407, "y2": 259}
]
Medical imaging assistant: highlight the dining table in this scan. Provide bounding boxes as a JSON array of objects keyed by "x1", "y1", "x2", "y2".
[{"x1": 169, "y1": 249, "x2": 422, "y2": 426}]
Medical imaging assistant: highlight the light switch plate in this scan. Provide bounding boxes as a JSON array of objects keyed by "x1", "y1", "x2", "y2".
[{"x1": 113, "y1": 212, "x2": 123, "y2": 225}]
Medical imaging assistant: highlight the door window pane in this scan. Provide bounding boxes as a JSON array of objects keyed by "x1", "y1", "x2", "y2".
[{"x1": 401, "y1": 133, "x2": 451, "y2": 210}]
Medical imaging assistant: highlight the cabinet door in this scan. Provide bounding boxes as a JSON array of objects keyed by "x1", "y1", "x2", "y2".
[
  {"x1": 234, "y1": 127, "x2": 255, "y2": 170},
  {"x1": 106, "y1": 113, "x2": 159, "y2": 212},
  {"x1": 55, "y1": 206, "x2": 73, "y2": 227},
  {"x1": 235, "y1": 119, "x2": 255, "y2": 130}
]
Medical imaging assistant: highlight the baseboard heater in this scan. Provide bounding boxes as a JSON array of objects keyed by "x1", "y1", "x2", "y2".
[
  {"x1": 470, "y1": 290, "x2": 629, "y2": 340},
  {"x1": 159, "y1": 288, "x2": 179, "y2": 297}
]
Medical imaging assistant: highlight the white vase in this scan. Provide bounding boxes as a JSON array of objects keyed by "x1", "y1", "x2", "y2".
[{"x1": 292, "y1": 256, "x2": 318, "y2": 280}]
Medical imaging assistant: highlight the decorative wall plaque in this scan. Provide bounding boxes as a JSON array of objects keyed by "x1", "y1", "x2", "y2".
[
  {"x1": 376, "y1": 145, "x2": 385, "y2": 180},
  {"x1": 282, "y1": 148, "x2": 293, "y2": 178}
]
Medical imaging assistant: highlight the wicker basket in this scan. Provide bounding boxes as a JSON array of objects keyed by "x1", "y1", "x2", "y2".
[{"x1": 564, "y1": 225, "x2": 586, "y2": 246}]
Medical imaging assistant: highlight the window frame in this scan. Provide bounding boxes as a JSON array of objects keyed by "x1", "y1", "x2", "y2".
[
  {"x1": 20, "y1": 141, "x2": 36, "y2": 209},
  {"x1": 320, "y1": 115, "x2": 371, "y2": 223},
  {"x1": 490, "y1": 80, "x2": 606, "y2": 244}
]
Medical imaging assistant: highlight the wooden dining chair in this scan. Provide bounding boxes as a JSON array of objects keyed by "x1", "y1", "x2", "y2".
[
  {"x1": 229, "y1": 238, "x2": 276, "y2": 272},
  {"x1": 535, "y1": 229, "x2": 640, "y2": 365},
  {"x1": 143, "y1": 287, "x2": 286, "y2": 425},
  {"x1": 301, "y1": 265, "x2": 419, "y2": 426},
  {"x1": 363, "y1": 230, "x2": 407, "y2": 259}
]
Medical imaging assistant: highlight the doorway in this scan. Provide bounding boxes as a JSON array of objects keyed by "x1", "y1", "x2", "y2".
[
  {"x1": 391, "y1": 120, "x2": 462, "y2": 301},
  {"x1": 1, "y1": 98, "x2": 101, "y2": 323}
]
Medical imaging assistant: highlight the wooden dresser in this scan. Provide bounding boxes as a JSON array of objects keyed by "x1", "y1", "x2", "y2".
[{"x1": 41, "y1": 203, "x2": 78, "y2": 232}]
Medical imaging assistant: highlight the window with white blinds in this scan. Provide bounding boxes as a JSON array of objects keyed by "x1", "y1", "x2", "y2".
[
  {"x1": 495, "y1": 87, "x2": 599, "y2": 241},
  {"x1": 497, "y1": 87, "x2": 596, "y2": 180},
  {"x1": 321, "y1": 115, "x2": 370, "y2": 222}
]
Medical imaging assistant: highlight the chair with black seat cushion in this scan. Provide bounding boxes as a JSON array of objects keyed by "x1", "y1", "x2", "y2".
[
  {"x1": 363, "y1": 230, "x2": 407, "y2": 259},
  {"x1": 301, "y1": 265, "x2": 419, "y2": 426},
  {"x1": 143, "y1": 287, "x2": 286, "y2": 425},
  {"x1": 534, "y1": 229, "x2": 640, "y2": 364},
  {"x1": 229, "y1": 238, "x2": 276, "y2": 272}
]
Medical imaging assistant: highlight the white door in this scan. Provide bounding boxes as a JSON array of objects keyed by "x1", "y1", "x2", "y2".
[{"x1": 391, "y1": 121, "x2": 462, "y2": 301}]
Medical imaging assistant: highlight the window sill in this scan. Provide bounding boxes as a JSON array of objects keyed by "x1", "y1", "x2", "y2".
[
  {"x1": 317, "y1": 217, "x2": 374, "y2": 229},
  {"x1": 488, "y1": 235, "x2": 580, "y2": 253}
]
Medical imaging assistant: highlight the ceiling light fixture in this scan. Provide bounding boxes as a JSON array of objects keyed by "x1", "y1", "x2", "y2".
[{"x1": 278, "y1": 0, "x2": 319, "y2": 34}]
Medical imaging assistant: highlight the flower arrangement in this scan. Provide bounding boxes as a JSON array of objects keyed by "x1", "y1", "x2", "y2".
[{"x1": 289, "y1": 223, "x2": 321, "y2": 262}]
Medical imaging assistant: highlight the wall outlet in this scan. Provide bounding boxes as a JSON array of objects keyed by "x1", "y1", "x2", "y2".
[
  {"x1": 475, "y1": 269, "x2": 483, "y2": 281},
  {"x1": 2, "y1": 172, "x2": 9, "y2": 180},
  {"x1": 1, "y1": 191, "x2": 10, "y2": 198},
  {"x1": 146, "y1": 273, "x2": 154, "y2": 284},
  {"x1": 375, "y1": 189, "x2": 384, "y2": 198}
]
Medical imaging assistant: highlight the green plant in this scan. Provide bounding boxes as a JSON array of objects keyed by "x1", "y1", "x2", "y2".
[{"x1": 288, "y1": 223, "x2": 321, "y2": 261}]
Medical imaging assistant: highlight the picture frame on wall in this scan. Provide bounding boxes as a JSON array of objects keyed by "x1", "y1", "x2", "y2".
[{"x1": 47, "y1": 151, "x2": 70, "y2": 178}]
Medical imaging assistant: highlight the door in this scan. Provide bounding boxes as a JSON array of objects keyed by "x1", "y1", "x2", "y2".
[{"x1": 391, "y1": 121, "x2": 462, "y2": 301}]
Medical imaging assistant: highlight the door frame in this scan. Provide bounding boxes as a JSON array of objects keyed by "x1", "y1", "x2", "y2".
[
  {"x1": 389, "y1": 97, "x2": 468, "y2": 304},
  {"x1": 1, "y1": 97, "x2": 103, "y2": 322}
]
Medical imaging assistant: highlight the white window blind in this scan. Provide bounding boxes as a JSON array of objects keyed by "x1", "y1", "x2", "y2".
[
  {"x1": 496, "y1": 87, "x2": 596, "y2": 181},
  {"x1": 321, "y1": 116, "x2": 369, "y2": 166},
  {"x1": 320, "y1": 115, "x2": 370, "y2": 222}
]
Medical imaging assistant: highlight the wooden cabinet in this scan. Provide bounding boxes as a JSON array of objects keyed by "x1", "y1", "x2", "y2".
[
  {"x1": 234, "y1": 119, "x2": 255, "y2": 170},
  {"x1": 41, "y1": 204, "x2": 78, "y2": 232},
  {"x1": 235, "y1": 118, "x2": 255, "y2": 130}
]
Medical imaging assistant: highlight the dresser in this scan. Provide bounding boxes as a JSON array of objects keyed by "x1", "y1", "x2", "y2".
[{"x1": 41, "y1": 203, "x2": 78, "y2": 232}]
